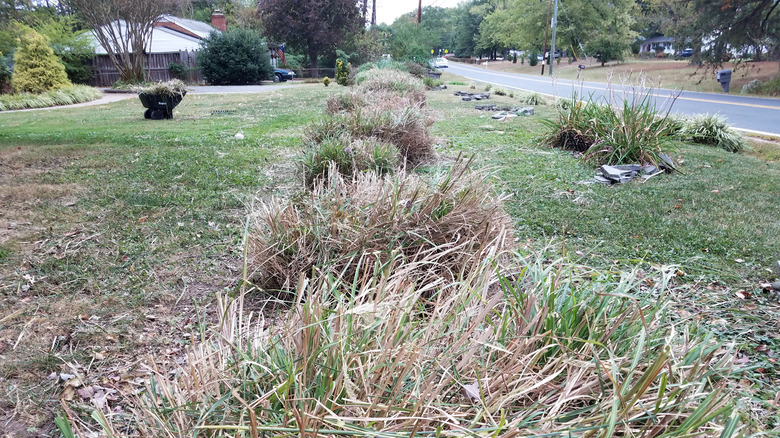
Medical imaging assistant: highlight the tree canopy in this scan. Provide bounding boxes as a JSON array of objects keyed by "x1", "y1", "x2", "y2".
[{"x1": 258, "y1": 0, "x2": 362, "y2": 70}]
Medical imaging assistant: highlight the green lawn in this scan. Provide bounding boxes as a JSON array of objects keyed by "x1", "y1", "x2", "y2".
[{"x1": 0, "y1": 83, "x2": 778, "y2": 434}]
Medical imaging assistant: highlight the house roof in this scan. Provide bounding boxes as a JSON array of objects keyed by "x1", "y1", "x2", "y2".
[
  {"x1": 91, "y1": 17, "x2": 217, "y2": 55},
  {"x1": 157, "y1": 15, "x2": 217, "y2": 39},
  {"x1": 641, "y1": 36, "x2": 674, "y2": 44}
]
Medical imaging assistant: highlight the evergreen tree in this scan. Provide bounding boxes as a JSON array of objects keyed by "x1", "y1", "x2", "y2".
[{"x1": 11, "y1": 29, "x2": 71, "y2": 93}]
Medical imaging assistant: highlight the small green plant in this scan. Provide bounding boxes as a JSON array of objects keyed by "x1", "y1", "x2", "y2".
[
  {"x1": 493, "y1": 88, "x2": 507, "y2": 96},
  {"x1": 449, "y1": 81, "x2": 467, "y2": 85},
  {"x1": 323, "y1": 76, "x2": 331, "y2": 87},
  {"x1": 512, "y1": 53, "x2": 518, "y2": 63},
  {"x1": 484, "y1": 83, "x2": 492, "y2": 91},
  {"x1": 12, "y1": 29, "x2": 72, "y2": 93},
  {"x1": 509, "y1": 92, "x2": 515, "y2": 98},
  {"x1": 168, "y1": 62, "x2": 188, "y2": 81},
  {"x1": 684, "y1": 113, "x2": 746, "y2": 152}
]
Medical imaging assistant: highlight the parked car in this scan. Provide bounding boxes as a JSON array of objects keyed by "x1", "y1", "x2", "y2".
[
  {"x1": 675, "y1": 48, "x2": 694, "y2": 58},
  {"x1": 431, "y1": 57, "x2": 449, "y2": 68},
  {"x1": 273, "y1": 67, "x2": 296, "y2": 82}
]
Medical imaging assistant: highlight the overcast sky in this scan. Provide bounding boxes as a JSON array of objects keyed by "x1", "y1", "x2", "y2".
[{"x1": 375, "y1": 0, "x2": 464, "y2": 25}]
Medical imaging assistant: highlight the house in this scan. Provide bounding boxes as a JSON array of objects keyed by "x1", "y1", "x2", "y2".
[
  {"x1": 639, "y1": 36, "x2": 675, "y2": 55},
  {"x1": 90, "y1": 11, "x2": 225, "y2": 86}
]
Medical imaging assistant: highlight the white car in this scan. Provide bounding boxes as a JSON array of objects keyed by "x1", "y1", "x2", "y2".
[{"x1": 431, "y1": 57, "x2": 448, "y2": 68}]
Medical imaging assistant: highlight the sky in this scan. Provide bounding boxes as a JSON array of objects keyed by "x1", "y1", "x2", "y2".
[{"x1": 375, "y1": 0, "x2": 464, "y2": 25}]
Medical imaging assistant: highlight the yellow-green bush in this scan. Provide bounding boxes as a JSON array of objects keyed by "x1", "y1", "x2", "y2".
[{"x1": 11, "y1": 29, "x2": 72, "y2": 94}]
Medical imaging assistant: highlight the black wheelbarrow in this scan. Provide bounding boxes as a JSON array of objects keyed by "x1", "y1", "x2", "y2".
[{"x1": 139, "y1": 91, "x2": 186, "y2": 120}]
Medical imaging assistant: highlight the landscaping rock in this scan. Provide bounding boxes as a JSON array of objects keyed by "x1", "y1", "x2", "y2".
[
  {"x1": 775, "y1": 260, "x2": 780, "y2": 277},
  {"x1": 595, "y1": 163, "x2": 666, "y2": 184},
  {"x1": 772, "y1": 281, "x2": 780, "y2": 291},
  {"x1": 516, "y1": 107, "x2": 534, "y2": 116},
  {"x1": 462, "y1": 97, "x2": 473, "y2": 101},
  {"x1": 456, "y1": 91, "x2": 490, "y2": 101},
  {"x1": 475, "y1": 104, "x2": 496, "y2": 111}
]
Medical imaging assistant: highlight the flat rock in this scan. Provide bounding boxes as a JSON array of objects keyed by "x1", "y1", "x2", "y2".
[
  {"x1": 775, "y1": 260, "x2": 780, "y2": 277},
  {"x1": 772, "y1": 281, "x2": 780, "y2": 291},
  {"x1": 515, "y1": 106, "x2": 534, "y2": 116}
]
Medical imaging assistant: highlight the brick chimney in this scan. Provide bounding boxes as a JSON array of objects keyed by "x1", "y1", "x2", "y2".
[{"x1": 211, "y1": 10, "x2": 226, "y2": 31}]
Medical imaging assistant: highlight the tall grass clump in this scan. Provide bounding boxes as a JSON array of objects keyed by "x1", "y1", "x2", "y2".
[
  {"x1": 250, "y1": 161, "x2": 512, "y2": 293},
  {"x1": 542, "y1": 92, "x2": 678, "y2": 166},
  {"x1": 102, "y1": 248, "x2": 737, "y2": 438},
  {"x1": 354, "y1": 68, "x2": 426, "y2": 102},
  {"x1": 300, "y1": 134, "x2": 399, "y2": 186},
  {"x1": 684, "y1": 113, "x2": 746, "y2": 152},
  {"x1": 309, "y1": 102, "x2": 434, "y2": 166},
  {"x1": 0, "y1": 85, "x2": 102, "y2": 111},
  {"x1": 520, "y1": 91, "x2": 546, "y2": 105}
]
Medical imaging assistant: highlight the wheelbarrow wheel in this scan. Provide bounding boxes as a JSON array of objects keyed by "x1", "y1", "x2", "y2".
[
  {"x1": 144, "y1": 109, "x2": 152, "y2": 119},
  {"x1": 151, "y1": 109, "x2": 165, "y2": 120}
]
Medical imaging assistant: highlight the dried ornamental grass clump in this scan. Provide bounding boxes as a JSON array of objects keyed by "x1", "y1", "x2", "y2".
[
  {"x1": 108, "y1": 250, "x2": 738, "y2": 438},
  {"x1": 354, "y1": 67, "x2": 427, "y2": 104},
  {"x1": 307, "y1": 104, "x2": 435, "y2": 167},
  {"x1": 248, "y1": 161, "x2": 514, "y2": 294},
  {"x1": 133, "y1": 79, "x2": 189, "y2": 98}
]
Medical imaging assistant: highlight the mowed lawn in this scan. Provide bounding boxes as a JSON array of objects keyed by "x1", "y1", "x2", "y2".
[{"x1": 1, "y1": 82, "x2": 779, "y2": 433}]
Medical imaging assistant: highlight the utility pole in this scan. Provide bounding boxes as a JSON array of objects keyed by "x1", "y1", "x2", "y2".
[
  {"x1": 418, "y1": 0, "x2": 422, "y2": 24},
  {"x1": 541, "y1": 0, "x2": 552, "y2": 75},
  {"x1": 549, "y1": 0, "x2": 559, "y2": 76}
]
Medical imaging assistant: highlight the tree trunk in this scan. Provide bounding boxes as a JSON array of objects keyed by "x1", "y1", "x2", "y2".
[
  {"x1": 309, "y1": 48, "x2": 319, "y2": 77},
  {"x1": 371, "y1": 0, "x2": 376, "y2": 25}
]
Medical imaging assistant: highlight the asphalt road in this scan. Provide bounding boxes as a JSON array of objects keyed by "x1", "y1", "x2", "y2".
[{"x1": 447, "y1": 62, "x2": 780, "y2": 136}]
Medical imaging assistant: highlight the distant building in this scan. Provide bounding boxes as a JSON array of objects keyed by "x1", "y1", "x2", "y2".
[{"x1": 640, "y1": 36, "x2": 675, "y2": 54}]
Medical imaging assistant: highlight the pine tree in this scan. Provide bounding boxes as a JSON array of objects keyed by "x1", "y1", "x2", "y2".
[{"x1": 11, "y1": 30, "x2": 72, "y2": 94}]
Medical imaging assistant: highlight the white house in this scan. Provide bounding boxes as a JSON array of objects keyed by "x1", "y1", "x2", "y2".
[
  {"x1": 640, "y1": 36, "x2": 675, "y2": 55},
  {"x1": 91, "y1": 13, "x2": 224, "y2": 55}
]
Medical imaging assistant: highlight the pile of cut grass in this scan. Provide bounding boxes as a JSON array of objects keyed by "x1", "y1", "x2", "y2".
[
  {"x1": 89, "y1": 248, "x2": 737, "y2": 438},
  {"x1": 0, "y1": 85, "x2": 102, "y2": 111}
]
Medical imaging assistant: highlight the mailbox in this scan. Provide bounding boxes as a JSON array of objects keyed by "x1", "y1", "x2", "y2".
[{"x1": 716, "y1": 69, "x2": 732, "y2": 93}]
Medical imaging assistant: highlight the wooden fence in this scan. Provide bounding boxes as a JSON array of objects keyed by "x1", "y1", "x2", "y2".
[{"x1": 91, "y1": 50, "x2": 201, "y2": 87}]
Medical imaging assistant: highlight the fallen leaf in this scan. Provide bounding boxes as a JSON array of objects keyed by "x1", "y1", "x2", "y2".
[
  {"x1": 137, "y1": 217, "x2": 147, "y2": 223},
  {"x1": 77, "y1": 386, "x2": 95, "y2": 399},
  {"x1": 735, "y1": 290, "x2": 750, "y2": 299},
  {"x1": 674, "y1": 204, "x2": 682, "y2": 209},
  {"x1": 735, "y1": 355, "x2": 750, "y2": 364},
  {"x1": 711, "y1": 189, "x2": 720, "y2": 193},
  {"x1": 734, "y1": 258, "x2": 744, "y2": 263},
  {"x1": 93, "y1": 352, "x2": 106, "y2": 360},
  {"x1": 461, "y1": 382, "x2": 480, "y2": 402},
  {"x1": 755, "y1": 344, "x2": 768, "y2": 352},
  {"x1": 59, "y1": 373, "x2": 76, "y2": 381},
  {"x1": 60, "y1": 385, "x2": 76, "y2": 401}
]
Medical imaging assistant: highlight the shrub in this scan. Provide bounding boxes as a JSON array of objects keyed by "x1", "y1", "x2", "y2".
[
  {"x1": 322, "y1": 76, "x2": 330, "y2": 86},
  {"x1": 11, "y1": 29, "x2": 71, "y2": 93},
  {"x1": 529, "y1": 50, "x2": 539, "y2": 66},
  {"x1": 684, "y1": 113, "x2": 746, "y2": 152},
  {"x1": 197, "y1": 29, "x2": 273, "y2": 85},
  {"x1": 403, "y1": 61, "x2": 428, "y2": 78},
  {"x1": 493, "y1": 88, "x2": 507, "y2": 96},
  {"x1": 542, "y1": 93, "x2": 678, "y2": 166},
  {"x1": 249, "y1": 161, "x2": 512, "y2": 292},
  {"x1": 168, "y1": 62, "x2": 188, "y2": 80},
  {"x1": 484, "y1": 83, "x2": 492, "y2": 91},
  {"x1": 587, "y1": 35, "x2": 628, "y2": 66},
  {"x1": 0, "y1": 53, "x2": 11, "y2": 93},
  {"x1": 307, "y1": 105, "x2": 434, "y2": 165},
  {"x1": 741, "y1": 79, "x2": 762, "y2": 94},
  {"x1": 335, "y1": 58, "x2": 350, "y2": 86},
  {"x1": 422, "y1": 76, "x2": 443, "y2": 88},
  {"x1": 520, "y1": 92, "x2": 545, "y2": 105},
  {"x1": 0, "y1": 85, "x2": 101, "y2": 111},
  {"x1": 300, "y1": 134, "x2": 399, "y2": 186}
]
